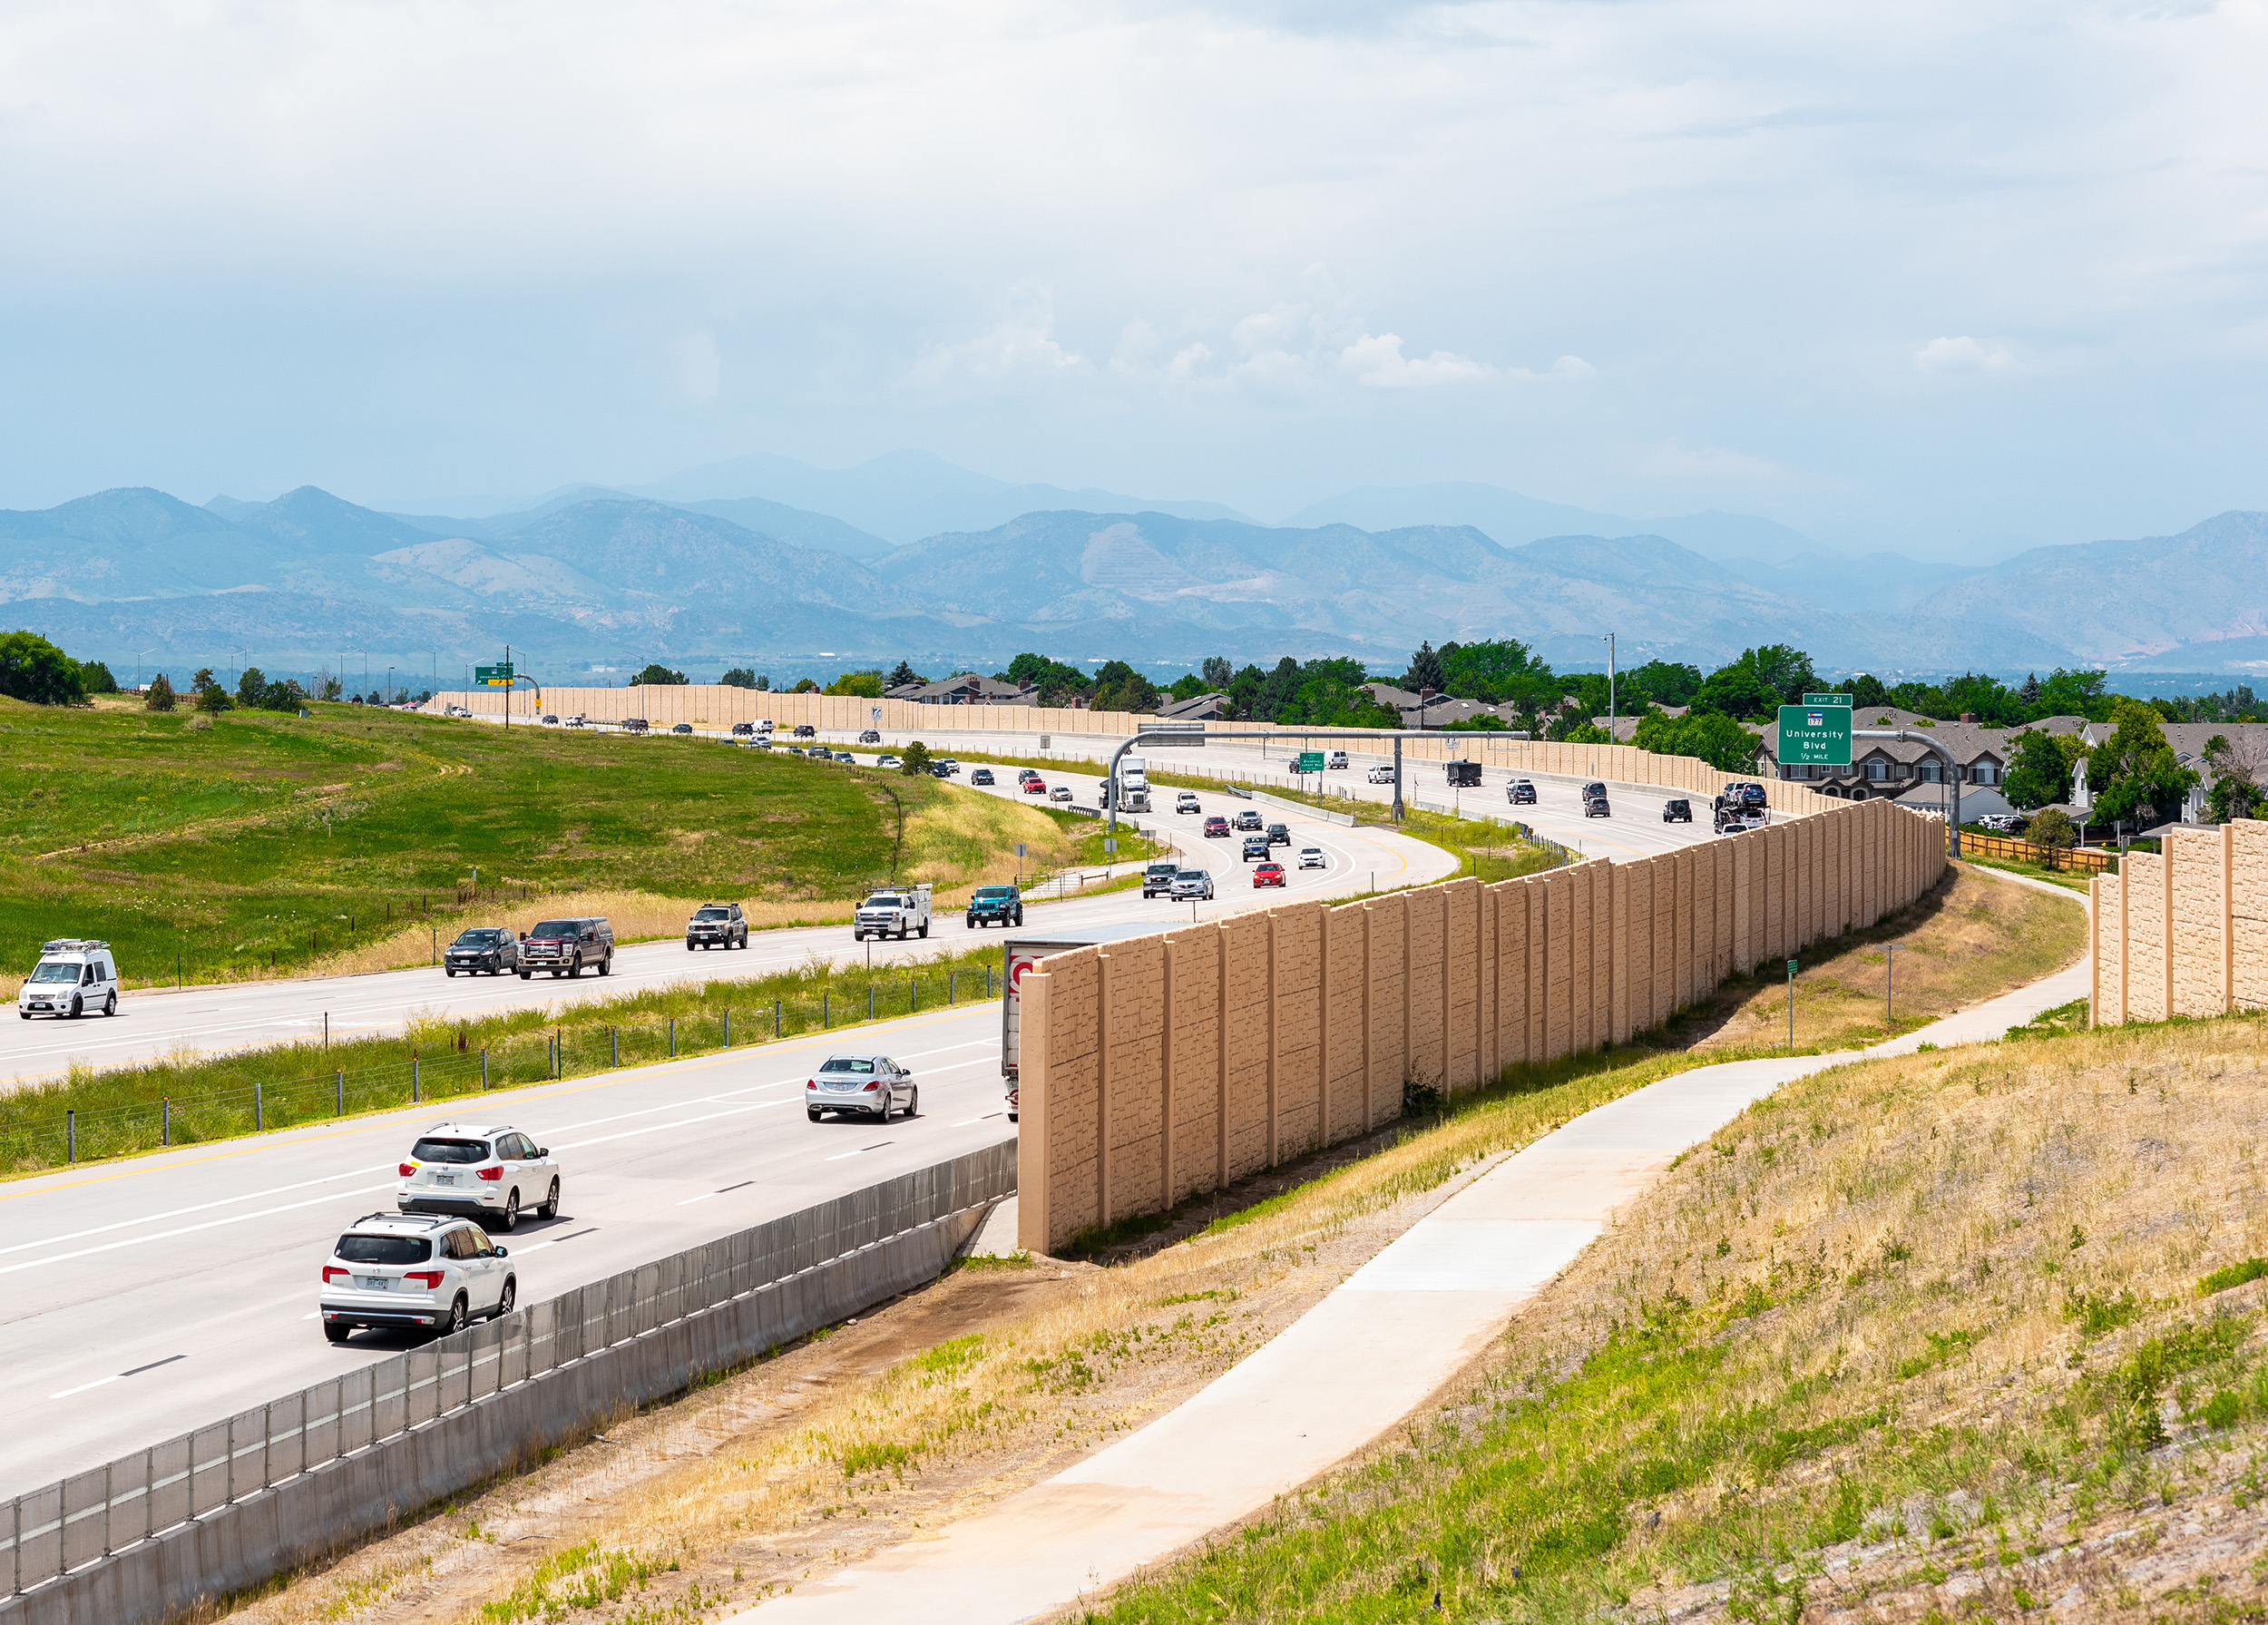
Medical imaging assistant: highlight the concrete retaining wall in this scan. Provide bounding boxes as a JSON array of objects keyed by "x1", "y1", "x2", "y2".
[
  {"x1": 0, "y1": 1206, "x2": 991, "y2": 1625},
  {"x1": 2091, "y1": 819, "x2": 2268, "y2": 1024},
  {"x1": 1019, "y1": 792, "x2": 1947, "y2": 1253}
]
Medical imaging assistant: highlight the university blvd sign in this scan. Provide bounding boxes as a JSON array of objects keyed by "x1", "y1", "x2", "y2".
[{"x1": 1778, "y1": 702, "x2": 1853, "y2": 767}]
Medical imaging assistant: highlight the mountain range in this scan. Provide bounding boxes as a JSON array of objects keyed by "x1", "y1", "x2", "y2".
[{"x1": 3, "y1": 457, "x2": 2265, "y2": 681}]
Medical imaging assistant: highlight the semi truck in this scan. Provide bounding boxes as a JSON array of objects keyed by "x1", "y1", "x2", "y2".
[{"x1": 1107, "y1": 751, "x2": 1151, "y2": 813}]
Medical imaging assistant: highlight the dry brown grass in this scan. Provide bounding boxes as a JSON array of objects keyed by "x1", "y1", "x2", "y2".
[{"x1": 1686, "y1": 862, "x2": 2086, "y2": 1053}]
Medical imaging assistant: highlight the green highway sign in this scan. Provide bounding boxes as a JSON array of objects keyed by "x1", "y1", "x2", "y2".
[
  {"x1": 1295, "y1": 750, "x2": 1325, "y2": 773},
  {"x1": 1778, "y1": 703, "x2": 1853, "y2": 766},
  {"x1": 1801, "y1": 692, "x2": 1853, "y2": 708},
  {"x1": 475, "y1": 662, "x2": 514, "y2": 687}
]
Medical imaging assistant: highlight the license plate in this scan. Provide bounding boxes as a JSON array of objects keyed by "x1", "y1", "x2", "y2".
[
  {"x1": 434, "y1": 1173, "x2": 456, "y2": 1185},
  {"x1": 357, "y1": 1277, "x2": 387, "y2": 1290}
]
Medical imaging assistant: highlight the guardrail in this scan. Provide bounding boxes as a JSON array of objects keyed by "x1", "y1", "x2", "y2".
[{"x1": 0, "y1": 1140, "x2": 1015, "y2": 1620}]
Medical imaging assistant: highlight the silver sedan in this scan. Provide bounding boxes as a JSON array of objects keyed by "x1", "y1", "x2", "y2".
[{"x1": 805, "y1": 1053, "x2": 918, "y2": 1122}]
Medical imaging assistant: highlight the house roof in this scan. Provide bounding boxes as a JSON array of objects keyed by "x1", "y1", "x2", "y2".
[
  {"x1": 1590, "y1": 704, "x2": 1687, "y2": 742},
  {"x1": 1156, "y1": 691, "x2": 1227, "y2": 721},
  {"x1": 1763, "y1": 717, "x2": 2013, "y2": 767},
  {"x1": 885, "y1": 674, "x2": 1037, "y2": 705}
]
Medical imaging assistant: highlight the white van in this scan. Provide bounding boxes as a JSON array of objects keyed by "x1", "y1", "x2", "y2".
[
  {"x1": 20, "y1": 939, "x2": 120, "y2": 1020},
  {"x1": 1327, "y1": 750, "x2": 1350, "y2": 770}
]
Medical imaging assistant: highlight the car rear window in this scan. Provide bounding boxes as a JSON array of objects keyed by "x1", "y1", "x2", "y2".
[
  {"x1": 530, "y1": 920, "x2": 580, "y2": 937},
  {"x1": 412, "y1": 1137, "x2": 491, "y2": 1163},
  {"x1": 336, "y1": 1235, "x2": 431, "y2": 1265},
  {"x1": 820, "y1": 1057, "x2": 876, "y2": 1073}
]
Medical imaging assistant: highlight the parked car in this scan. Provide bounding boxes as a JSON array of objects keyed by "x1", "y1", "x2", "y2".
[
  {"x1": 444, "y1": 926, "x2": 519, "y2": 977},
  {"x1": 1023, "y1": 778, "x2": 1049, "y2": 796},
  {"x1": 807, "y1": 1052, "x2": 917, "y2": 1122},
  {"x1": 1581, "y1": 781, "x2": 1611, "y2": 817},
  {"x1": 1367, "y1": 765, "x2": 1397, "y2": 784},
  {"x1": 1142, "y1": 861, "x2": 1181, "y2": 897},
  {"x1": 1203, "y1": 815, "x2": 1231, "y2": 837},
  {"x1": 794, "y1": 723, "x2": 816, "y2": 738},
  {"x1": 972, "y1": 768, "x2": 996, "y2": 786},
  {"x1": 686, "y1": 902, "x2": 748, "y2": 950},
  {"x1": 318, "y1": 1212, "x2": 517, "y2": 1342},
  {"x1": 1508, "y1": 778, "x2": 1537, "y2": 805},
  {"x1": 17, "y1": 938, "x2": 118, "y2": 1020},
  {"x1": 1241, "y1": 835, "x2": 1271, "y2": 862},
  {"x1": 1327, "y1": 750, "x2": 1350, "y2": 769},
  {"x1": 1176, "y1": 791, "x2": 1202, "y2": 814},
  {"x1": 1252, "y1": 861, "x2": 1286, "y2": 887},
  {"x1": 1663, "y1": 798, "x2": 1693, "y2": 824},
  {"x1": 396, "y1": 1122, "x2": 561, "y2": 1232},
  {"x1": 517, "y1": 916, "x2": 614, "y2": 979},
  {"x1": 1234, "y1": 809, "x2": 1264, "y2": 831},
  {"x1": 1170, "y1": 868, "x2": 1215, "y2": 901},
  {"x1": 1298, "y1": 846, "x2": 1326, "y2": 869},
  {"x1": 966, "y1": 885, "x2": 1024, "y2": 928},
  {"x1": 1265, "y1": 822, "x2": 1291, "y2": 847}
]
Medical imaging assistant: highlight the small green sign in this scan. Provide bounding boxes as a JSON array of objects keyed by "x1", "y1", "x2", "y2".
[
  {"x1": 475, "y1": 662, "x2": 514, "y2": 687},
  {"x1": 1295, "y1": 751, "x2": 1325, "y2": 773},
  {"x1": 1801, "y1": 692, "x2": 1853, "y2": 708},
  {"x1": 1787, "y1": 959, "x2": 1798, "y2": 974},
  {"x1": 1778, "y1": 703, "x2": 1853, "y2": 766}
]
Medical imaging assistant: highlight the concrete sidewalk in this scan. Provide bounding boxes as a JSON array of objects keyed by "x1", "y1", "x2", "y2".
[{"x1": 735, "y1": 876, "x2": 2089, "y2": 1624}]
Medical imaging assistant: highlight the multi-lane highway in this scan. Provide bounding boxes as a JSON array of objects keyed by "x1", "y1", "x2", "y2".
[{"x1": 0, "y1": 720, "x2": 1735, "y2": 1497}]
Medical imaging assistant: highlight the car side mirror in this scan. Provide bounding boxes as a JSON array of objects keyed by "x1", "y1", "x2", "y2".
[
  {"x1": 494, "y1": 1246, "x2": 509, "y2": 1258},
  {"x1": 536, "y1": 1147, "x2": 549, "y2": 1158}
]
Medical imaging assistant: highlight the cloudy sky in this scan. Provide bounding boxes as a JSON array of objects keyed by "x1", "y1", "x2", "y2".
[{"x1": 4, "y1": 0, "x2": 2266, "y2": 556}]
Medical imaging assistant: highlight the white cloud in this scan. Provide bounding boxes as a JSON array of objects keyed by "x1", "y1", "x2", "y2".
[
  {"x1": 906, "y1": 282, "x2": 1086, "y2": 388},
  {"x1": 1913, "y1": 336, "x2": 2016, "y2": 374},
  {"x1": 1336, "y1": 332, "x2": 1490, "y2": 388}
]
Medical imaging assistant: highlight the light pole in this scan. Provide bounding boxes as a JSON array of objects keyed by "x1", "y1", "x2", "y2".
[
  {"x1": 135, "y1": 648, "x2": 156, "y2": 690},
  {"x1": 386, "y1": 666, "x2": 396, "y2": 705},
  {"x1": 1604, "y1": 632, "x2": 1616, "y2": 739},
  {"x1": 357, "y1": 651, "x2": 368, "y2": 701}
]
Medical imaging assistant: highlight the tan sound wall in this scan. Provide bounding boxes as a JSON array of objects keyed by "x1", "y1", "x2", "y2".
[
  {"x1": 427, "y1": 683, "x2": 1845, "y2": 816},
  {"x1": 2090, "y1": 820, "x2": 2268, "y2": 1026},
  {"x1": 1016, "y1": 791, "x2": 1947, "y2": 1253}
]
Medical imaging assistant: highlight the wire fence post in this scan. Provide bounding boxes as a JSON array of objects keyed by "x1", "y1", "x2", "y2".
[
  {"x1": 336, "y1": 1072, "x2": 345, "y2": 1115},
  {"x1": 412, "y1": 1056, "x2": 420, "y2": 1102},
  {"x1": 949, "y1": 970, "x2": 956, "y2": 1003},
  {"x1": 911, "y1": 975, "x2": 918, "y2": 1013},
  {"x1": 482, "y1": 1049, "x2": 490, "y2": 1090},
  {"x1": 868, "y1": 986, "x2": 875, "y2": 1021},
  {"x1": 669, "y1": 1018, "x2": 676, "y2": 1059},
  {"x1": 254, "y1": 1081, "x2": 263, "y2": 1132},
  {"x1": 723, "y1": 1009, "x2": 730, "y2": 1049},
  {"x1": 66, "y1": 1110, "x2": 74, "y2": 1163},
  {"x1": 823, "y1": 993, "x2": 829, "y2": 1029},
  {"x1": 774, "y1": 999, "x2": 781, "y2": 1037},
  {"x1": 610, "y1": 1028, "x2": 618, "y2": 1068},
  {"x1": 162, "y1": 1098, "x2": 171, "y2": 1146}
]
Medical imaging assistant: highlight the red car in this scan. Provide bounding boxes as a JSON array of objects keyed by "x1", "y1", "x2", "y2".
[
  {"x1": 1203, "y1": 816, "x2": 1231, "y2": 837},
  {"x1": 1023, "y1": 778, "x2": 1047, "y2": 796},
  {"x1": 1252, "y1": 862, "x2": 1286, "y2": 887}
]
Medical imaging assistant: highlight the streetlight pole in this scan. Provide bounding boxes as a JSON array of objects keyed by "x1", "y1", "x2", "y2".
[
  {"x1": 386, "y1": 666, "x2": 396, "y2": 705},
  {"x1": 1604, "y1": 632, "x2": 1616, "y2": 739},
  {"x1": 135, "y1": 648, "x2": 155, "y2": 690}
]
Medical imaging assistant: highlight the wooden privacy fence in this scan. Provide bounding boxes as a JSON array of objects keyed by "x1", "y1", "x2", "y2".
[
  {"x1": 1960, "y1": 831, "x2": 2116, "y2": 875},
  {"x1": 1015, "y1": 793, "x2": 1946, "y2": 1253},
  {"x1": 2091, "y1": 818, "x2": 2268, "y2": 1024}
]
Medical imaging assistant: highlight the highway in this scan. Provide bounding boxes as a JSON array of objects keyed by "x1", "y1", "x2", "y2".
[{"x1": 0, "y1": 723, "x2": 1734, "y2": 1498}]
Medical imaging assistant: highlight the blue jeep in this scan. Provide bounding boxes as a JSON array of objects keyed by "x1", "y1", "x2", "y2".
[{"x1": 966, "y1": 885, "x2": 1024, "y2": 929}]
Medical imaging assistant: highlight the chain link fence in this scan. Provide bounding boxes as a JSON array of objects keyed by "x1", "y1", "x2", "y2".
[{"x1": 0, "y1": 1139, "x2": 1014, "y2": 1599}]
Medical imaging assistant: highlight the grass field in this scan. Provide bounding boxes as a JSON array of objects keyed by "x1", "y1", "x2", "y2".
[{"x1": 0, "y1": 698, "x2": 1072, "y2": 989}]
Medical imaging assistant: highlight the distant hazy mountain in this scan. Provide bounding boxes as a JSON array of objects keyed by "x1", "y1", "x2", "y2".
[
  {"x1": 674, "y1": 497, "x2": 894, "y2": 561},
  {"x1": 1909, "y1": 510, "x2": 2268, "y2": 666},
  {"x1": 1715, "y1": 552, "x2": 1987, "y2": 616},
  {"x1": 629, "y1": 448, "x2": 1254, "y2": 543},
  {"x1": 1284, "y1": 482, "x2": 1821, "y2": 564}
]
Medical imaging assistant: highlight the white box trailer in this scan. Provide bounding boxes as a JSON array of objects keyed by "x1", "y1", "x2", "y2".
[{"x1": 1000, "y1": 923, "x2": 1166, "y2": 1121}]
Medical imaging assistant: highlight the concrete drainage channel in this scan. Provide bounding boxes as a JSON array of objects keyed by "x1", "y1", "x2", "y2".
[{"x1": 0, "y1": 1141, "x2": 1015, "y2": 1625}]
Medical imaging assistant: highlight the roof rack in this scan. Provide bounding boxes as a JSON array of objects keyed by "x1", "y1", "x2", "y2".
[{"x1": 40, "y1": 939, "x2": 111, "y2": 954}]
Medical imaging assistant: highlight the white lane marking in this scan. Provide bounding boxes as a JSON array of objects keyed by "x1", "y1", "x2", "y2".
[
  {"x1": 674, "y1": 1190, "x2": 722, "y2": 1206},
  {"x1": 825, "y1": 1140, "x2": 894, "y2": 1161},
  {"x1": 0, "y1": 1181, "x2": 399, "y2": 1280},
  {"x1": 950, "y1": 1113, "x2": 1008, "y2": 1126},
  {"x1": 0, "y1": 1160, "x2": 400, "y2": 1258},
  {"x1": 50, "y1": 1373, "x2": 125, "y2": 1400},
  {"x1": 49, "y1": 1352, "x2": 187, "y2": 1401}
]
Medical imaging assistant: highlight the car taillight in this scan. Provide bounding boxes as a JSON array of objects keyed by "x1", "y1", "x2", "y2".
[
  {"x1": 863, "y1": 1080, "x2": 880, "y2": 1091},
  {"x1": 323, "y1": 1266, "x2": 348, "y2": 1283},
  {"x1": 806, "y1": 1078, "x2": 818, "y2": 1089},
  {"x1": 398, "y1": 1162, "x2": 416, "y2": 1177},
  {"x1": 406, "y1": 1269, "x2": 445, "y2": 1288},
  {"x1": 477, "y1": 1166, "x2": 503, "y2": 1180}
]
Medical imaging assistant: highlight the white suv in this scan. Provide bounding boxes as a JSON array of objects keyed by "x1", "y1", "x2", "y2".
[
  {"x1": 1175, "y1": 791, "x2": 1202, "y2": 813},
  {"x1": 318, "y1": 1212, "x2": 516, "y2": 1343},
  {"x1": 18, "y1": 939, "x2": 118, "y2": 1020},
  {"x1": 396, "y1": 1123, "x2": 561, "y2": 1231}
]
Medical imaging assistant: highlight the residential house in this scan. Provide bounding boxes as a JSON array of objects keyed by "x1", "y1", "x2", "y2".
[
  {"x1": 2069, "y1": 719, "x2": 2268, "y2": 828},
  {"x1": 882, "y1": 674, "x2": 1040, "y2": 707},
  {"x1": 1156, "y1": 690, "x2": 1229, "y2": 722}
]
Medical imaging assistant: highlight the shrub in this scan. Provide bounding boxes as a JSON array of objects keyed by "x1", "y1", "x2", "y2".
[
  {"x1": 0, "y1": 630, "x2": 85, "y2": 705},
  {"x1": 143, "y1": 673, "x2": 176, "y2": 712},
  {"x1": 2025, "y1": 807, "x2": 2078, "y2": 848}
]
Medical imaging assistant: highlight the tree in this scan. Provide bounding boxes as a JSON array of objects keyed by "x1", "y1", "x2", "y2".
[
  {"x1": 1635, "y1": 708, "x2": 1760, "y2": 772},
  {"x1": 824, "y1": 671, "x2": 885, "y2": 698},
  {"x1": 197, "y1": 678, "x2": 231, "y2": 713},
  {"x1": 900, "y1": 739, "x2": 934, "y2": 775},
  {"x1": 78, "y1": 660, "x2": 119, "y2": 695},
  {"x1": 790, "y1": 678, "x2": 819, "y2": 693},
  {"x1": 2025, "y1": 807, "x2": 2079, "y2": 849},
  {"x1": 191, "y1": 669, "x2": 215, "y2": 690},
  {"x1": 314, "y1": 671, "x2": 342, "y2": 701},
  {"x1": 2000, "y1": 728, "x2": 2074, "y2": 811},
  {"x1": 1690, "y1": 659, "x2": 1784, "y2": 723},
  {"x1": 634, "y1": 663, "x2": 688, "y2": 686},
  {"x1": 1438, "y1": 638, "x2": 1548, "y2": 700},
  {"x1": 235, "y1": 666, "x2": 268, "y2": 709},
  {"x1": 1201, "y1": 655, "x2": 1234, "y2": 690},
  {"x1": 2204, "y1": 733, "x2": 2268, "y2": 823},
  {"x1": 1560, "y1": 721, "x2": 1614, "y2": 745},
  {"x1": 1167, "y1": 672, "x2": 1208, "y2": 701},
  {"x1": 2017, "y1": 672, "x2": 2042, "y2": 710},
  {"x1": 1848, "y1": 673, "x2": 1892, "y2": 710},
  {"x1": 719, "y1": 668, "x2": 758, "y2": 690},
  {"x1": 2087, "y1": 700, "x2": 2198, "y2": 831},
  {"x1": 885, "y1": 660, "x2": 925, "y2": 689},
  {"x1": 997, "y1": 652, "x2": 1090, "y2": 704},
  {"x1": 1402, "y1": 641, "x2": 1447, "y2": 694},
  {"x1": 2035, "y1": 667, "x2": 2111, "y2": 720},
  {"x1": 756, "y1": 673, "x2": 771, "y2": 691},
  {"x1": 144, "y1": 672, "x2": 176, "y2": 711},
  {"x1": 0, "y1": 631, "x2": 85, "y2": 705},
  {"x1": 1622, "y1": 660, "x2": 1704, "y2": 708}
]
